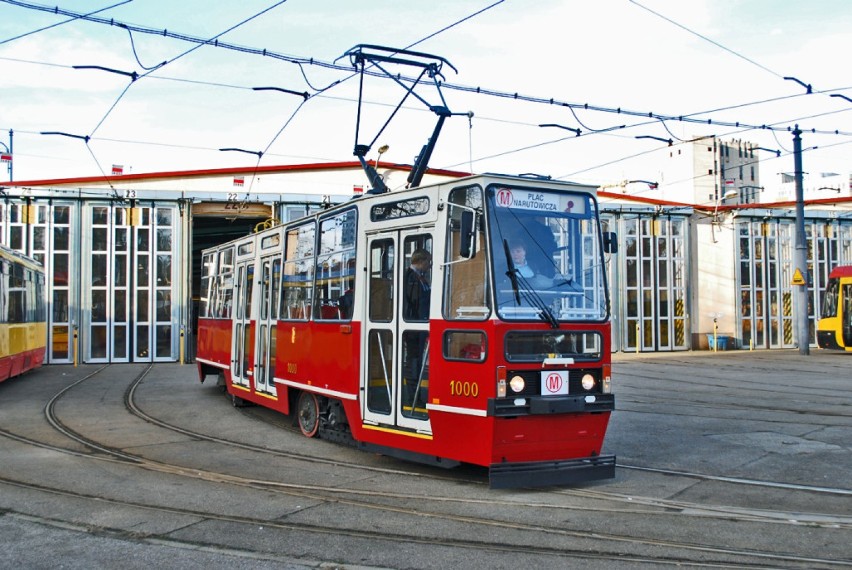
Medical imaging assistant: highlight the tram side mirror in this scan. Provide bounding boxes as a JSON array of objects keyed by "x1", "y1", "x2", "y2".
[
  {"x1": 603, "y1": 231, "x2": 618, "y2": 254},
  {"x1": 459, "y1": 210, "x2": 477, "y2": 259}
]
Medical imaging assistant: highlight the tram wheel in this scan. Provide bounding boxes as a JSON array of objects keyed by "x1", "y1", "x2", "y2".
[
  {"x1": 297, "y1": 391, "x2": 320, "y2": 438},
  {"x1": 230, "y1": 392, "x2": 246, "y2": 408}
]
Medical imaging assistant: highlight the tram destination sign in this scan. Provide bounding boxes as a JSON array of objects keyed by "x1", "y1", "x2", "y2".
[{"x1": 495, "y1": 187, "x2": 587, "y2": 215}]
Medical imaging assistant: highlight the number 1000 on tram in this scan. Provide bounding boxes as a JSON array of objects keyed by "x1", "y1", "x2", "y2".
[{"x1": 196, "y1": 173, "x2": 617, "y2": 488}]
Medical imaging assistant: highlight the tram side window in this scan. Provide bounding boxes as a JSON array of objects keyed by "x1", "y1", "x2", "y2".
[
  {"x1": 844, "y1": 284, "x2": 852, "y2": 332},
  {"x1": 216, "y1": 247, "x2": 235, "y2": 319},
  {"x1": 443, "y1": 185, "x2": 490, "y2": 320},
  {"x1": 34, "y1": 274, "x2": 45, "y2": 322},
  {"x1": 7, "y1": 269, "x2": 26, "y2": 323},
  {"x1": 199, "y1": 252, "x2": 216, "y2": 318},
  {"x1": 281, "y1": 222, "x2": 315, "y2": 321},
  {"x1": 402, "y1": 235, "x2": 432, "y2": 322},
  {"x1": 271, "y1": 257, "x2": 282, "y2": 319},
  {"x1": 822, "y1": 279, "x2": 839, "y2": 319},
  {"x1": 0, "y1": 262, "x2": 7, "y2": 322},
  {"x1": 314, "y1": 209, "x2": 357, "y2": 321},
  {"x1": 369, "y1": 239, "x2": 395, "y2": 322}
]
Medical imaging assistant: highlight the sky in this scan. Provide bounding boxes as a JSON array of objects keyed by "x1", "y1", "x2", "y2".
[{"x1": 1, "y1": 0, "x2": 851, "y2": 197}]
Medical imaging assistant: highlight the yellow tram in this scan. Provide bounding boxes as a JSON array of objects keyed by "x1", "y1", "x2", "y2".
[
  {"x1": 0, "y1": 244, "x2": 46, "y2": 381},
  {"x1": 817, "y1": 265, "x2": 852, "y2": 351}
]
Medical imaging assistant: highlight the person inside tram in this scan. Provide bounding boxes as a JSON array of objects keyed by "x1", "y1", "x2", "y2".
[
  {"x1": 338, "y1": 288, "x2": 354, "y2": 319},
  {"x1": 507, "y1": 238, "x2": 555, "y2": 289},
  {"x1": 509, "y1": 240, "x2": 536, "y2": 278},
  {"x1": 403, "y1": 249, "x2": 431, "y2": 321}
]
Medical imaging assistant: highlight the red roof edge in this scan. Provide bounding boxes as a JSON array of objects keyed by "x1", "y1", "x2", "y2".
[
  {"x1": 597, "y1": 190, "x2": 694, "y2": 208},
  {"x1": 3, "y1": 161, "x2": 470, "y2": 187}
]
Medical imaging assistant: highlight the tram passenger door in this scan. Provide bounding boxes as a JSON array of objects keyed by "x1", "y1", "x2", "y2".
[
  {"x1": 231, "y1": 259, "x2": 253, "y2": 389},
  {"x1": 363, "y1": 231, "x2": 433, "y2": 432},
  {"x1": 253, "y1": 255, "x2": 279, "y2": 396}
]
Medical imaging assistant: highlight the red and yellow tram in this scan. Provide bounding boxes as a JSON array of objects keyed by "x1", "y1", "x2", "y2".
[
  {"x1": 196, "y1": 173, "x2": 617, "y2": 487},
  {"x1": 0, "y1": 244, "x2": 46, "y2": 382},
  {"x1": 817, "y1": 265, "x2": 852, "y2": 351}
]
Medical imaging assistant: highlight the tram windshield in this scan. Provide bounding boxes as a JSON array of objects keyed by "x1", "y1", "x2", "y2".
[{"x1": 486, "y1": 184, "x2": 608, "y2": 324}]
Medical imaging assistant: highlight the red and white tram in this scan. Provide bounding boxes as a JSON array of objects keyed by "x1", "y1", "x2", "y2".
[{"x1": 196, "y1": 173, "x2": 617, "y2": 488}]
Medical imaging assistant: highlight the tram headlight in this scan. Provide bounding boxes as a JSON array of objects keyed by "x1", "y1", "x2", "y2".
[
  {"x1": 581, "y1": 373, "x2": 596, "y2": 391},
  {"x1": 509, "y1": 375, "x2": 526, "y2": 393}
]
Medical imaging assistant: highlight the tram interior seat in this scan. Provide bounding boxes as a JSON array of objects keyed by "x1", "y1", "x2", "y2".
[
  {"x1": 320, "y1": 304, "x2": 341, "y2": 320},
  {"x1": 287, "y1": 301, "x2": 308, "y2": 319}
]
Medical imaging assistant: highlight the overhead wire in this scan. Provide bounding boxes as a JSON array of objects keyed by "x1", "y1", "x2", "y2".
[
  {"x1": 17, "y1": 0, "x2": 292, "y2": 190},
  {"x1": 627, "y1": 0, "x2": 785, "y2": 80},
  {"x1": 3, "y1": 0, "x2": 852, "y2": 183},
  {"x1": 5, "y1": 0, "x2": 852, "y2": 140},
  {"x1": 250, "y1": 1, "x2": 509, "y2": 184},
  {"x1": 120, "y1": 23, "x2": 166, "y2": 71},
  {"x1": 0, "y1": 0, "x2": 131, "y2": 46},
  {"x1": 404, "y1": 0, "x2": 505, "y2": 50},
  {"x1": 88, "y1": 0, "x2": 291, "y2": 138}
]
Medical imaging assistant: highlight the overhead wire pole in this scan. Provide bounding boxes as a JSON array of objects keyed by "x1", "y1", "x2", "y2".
[
  {"x1": 0, "y1": 129, "x2": 11, "y2": 181},
  {"x1": 792, "y1": 125, "x2": 809, "y2": 356}
]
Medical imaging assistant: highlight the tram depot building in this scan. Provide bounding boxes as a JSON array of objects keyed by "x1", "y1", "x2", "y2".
[{"x1": 2, "y1": 154, "x2": 851, "y2": 365}]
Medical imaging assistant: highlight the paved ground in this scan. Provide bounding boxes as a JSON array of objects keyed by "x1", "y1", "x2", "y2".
[{"x1": 0, "y1": 349, "x2": 849, "y2": 569}]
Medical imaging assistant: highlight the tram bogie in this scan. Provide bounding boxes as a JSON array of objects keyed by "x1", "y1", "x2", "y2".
[
  {"x1": 196, "y1": 173, "x2": 617, "y2": 487},
  {"x1": 817, "y1": 265, "x2": 852, "y2": 351},
  {"x1": 0, "y1": 245, "x2": 46, "y2": 383}
]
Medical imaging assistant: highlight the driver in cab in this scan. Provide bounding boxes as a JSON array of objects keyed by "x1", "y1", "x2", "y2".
[{"x1": 508, "y1": 238, "x2": 554, "y2": 288}]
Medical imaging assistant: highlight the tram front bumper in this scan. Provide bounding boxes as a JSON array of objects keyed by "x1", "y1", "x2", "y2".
[
  {"x1": 817, "y1": 330, "x2": 842, "y2": 350},
  {"x1": 489, "y1": 454, "x2": 615, "y2": 489},
  {"x1": 488, "y1": 393, "x2": 615, "y2": 416}
]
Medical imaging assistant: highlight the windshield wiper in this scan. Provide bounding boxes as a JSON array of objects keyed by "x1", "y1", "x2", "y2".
[
  {"x1": 502, "y1": 239, "x2": 558, "y2": 329},
  {"x1": 516, "y1": 274, "x2": 560, "y2": 329}
]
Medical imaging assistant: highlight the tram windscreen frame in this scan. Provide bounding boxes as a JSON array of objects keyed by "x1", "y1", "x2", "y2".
[{"x1": 486, "y1": 184, "x2": 609, "y2": 324}]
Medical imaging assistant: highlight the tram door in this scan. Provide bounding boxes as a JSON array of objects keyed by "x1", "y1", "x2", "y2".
[
  {"x1": 252, "y1": 253, "x2": 280, "y2": 396},
  {"x1": 231, "y1": 255, "x2": 253, "y2": 390},
  {"x1": 363, "y1": 230, "x2": 433, "y2": 432}
]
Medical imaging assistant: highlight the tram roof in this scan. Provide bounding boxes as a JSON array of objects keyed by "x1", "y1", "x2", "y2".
[
  {"x1": 0, "y1": 243, "x2": 44, "y2": 272},
  {"x1": 830, "y1": 265, "x2": 852, "y2": 278}
]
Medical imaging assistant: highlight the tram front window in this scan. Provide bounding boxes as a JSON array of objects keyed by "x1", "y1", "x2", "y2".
[{"x1": 487, "y1": 185, "x2": 608, "y2": 323}]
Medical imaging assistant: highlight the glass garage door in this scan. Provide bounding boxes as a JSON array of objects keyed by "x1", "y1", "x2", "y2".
[
  {"x1": 737, "y1": 220, "x2": 794, "y2": 349},
  {"x1": 84, "y1": 204, "x2": 178, "y2": 363},
  {"x1": 622, "y1": 215, "x2": 689, "y2": 351}
]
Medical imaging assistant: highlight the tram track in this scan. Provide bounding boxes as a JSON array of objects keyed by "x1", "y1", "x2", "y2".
[
  {"x1": 616, "y1": 364, "x2": 848, "y2": 395},
  {"x1": 128, "y1": 368, "x2": 852, "y2": 527},
  {"x1": 5, "y1": 476, "x2": 845, "y2": 570},
  {"x1": 1, "y1": 363, "x2": 850, "y2": 568},
  {"x1": 2, "y1": 460, "x2": 850, "y2": 570},
  {"x1": 613, "y1": 360, "x2": 852, "y2": 437},
  {"x1": 616, "y1": 395, "x2": 851, "y2": 424}
]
